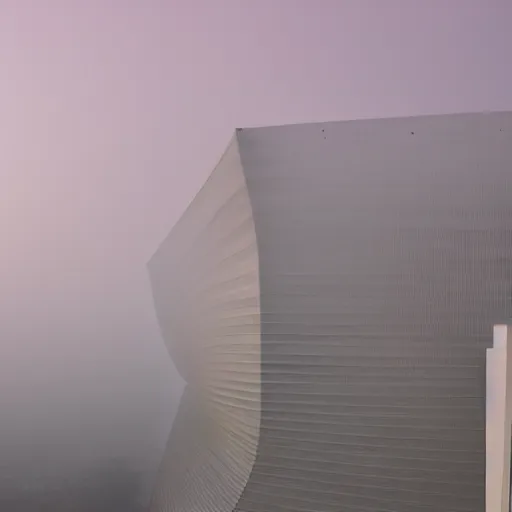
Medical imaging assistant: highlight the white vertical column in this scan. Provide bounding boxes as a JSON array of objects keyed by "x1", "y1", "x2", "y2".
[{"x1": 487, "y1": 325, "x2": 512, "y2": 512}]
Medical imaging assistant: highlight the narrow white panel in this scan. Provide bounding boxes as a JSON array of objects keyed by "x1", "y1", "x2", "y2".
[{"x1": 487, "y1": 325, "x2": 512, "y2": 512}]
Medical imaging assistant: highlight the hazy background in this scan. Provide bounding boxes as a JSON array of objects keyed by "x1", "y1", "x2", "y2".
[{"x1": 1, "y1": 0, "x2": 511, "y2": 509}]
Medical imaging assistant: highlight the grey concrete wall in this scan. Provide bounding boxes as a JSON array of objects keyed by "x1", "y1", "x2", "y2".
[
  {"x1": 147, "y1": 138, "x2": 261, "y2": 512},
  {"x1": 234, "y1": 112, "x2": 512, "y2": 512}
]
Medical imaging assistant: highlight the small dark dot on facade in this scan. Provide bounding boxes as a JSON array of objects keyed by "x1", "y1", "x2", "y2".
[{"x1": 411, "y1": 131, "x2": 415, "y2": 135}]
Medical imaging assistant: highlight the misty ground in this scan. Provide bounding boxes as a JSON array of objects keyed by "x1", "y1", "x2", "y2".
[{"x1": 0, "y1": 458, "x2": 147, "y2": 511}]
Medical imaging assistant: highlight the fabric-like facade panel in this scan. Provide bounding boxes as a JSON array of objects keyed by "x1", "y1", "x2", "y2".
[
  {"x1": 233, "y1": 112, "x2": 512, "y2": 512},
  {"x1": 147, "y1": 138, "x2": 261, "y2": 512},
  {"x1": 148, "y1": 112, "x2": 512, "y2": 512}
]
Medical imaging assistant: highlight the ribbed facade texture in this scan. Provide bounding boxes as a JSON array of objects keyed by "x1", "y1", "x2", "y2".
[
  {"x1": 148, "y1": 139, "x2": 261, "y2": 512},
  {"x1": 148, "y1": 112, "x2": 512, "y2": 512}
]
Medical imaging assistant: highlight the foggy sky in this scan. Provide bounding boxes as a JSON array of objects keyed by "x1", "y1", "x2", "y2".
[{"x1": 1, "y1": 0, "x2": 511, "y2": 506}]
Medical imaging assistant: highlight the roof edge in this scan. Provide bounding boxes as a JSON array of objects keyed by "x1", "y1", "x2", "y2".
[{"x1": 234, "y1": 109, "x2": 512, "y2": 132}]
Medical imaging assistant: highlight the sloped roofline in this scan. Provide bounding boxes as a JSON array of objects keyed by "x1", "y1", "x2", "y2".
[{"x1": 235, "y1": 109, "x2": 512, "y2": 131}]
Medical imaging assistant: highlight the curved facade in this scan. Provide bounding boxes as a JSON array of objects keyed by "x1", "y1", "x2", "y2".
[
  {"x1": 148, "y1": 139, "x2": 261, "y2": 512},
  {"x1": 148, "y1": 112, "x2": 512, "y2": 512}
]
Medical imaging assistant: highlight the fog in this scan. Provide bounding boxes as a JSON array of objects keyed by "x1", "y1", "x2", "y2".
[{"x1": 0, "y1": 1, "x2": 511, "y2": 510}]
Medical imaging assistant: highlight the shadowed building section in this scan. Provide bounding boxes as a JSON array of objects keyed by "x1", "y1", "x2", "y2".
[{"x1": 149, "y1": 112, "x2": 512, "y2": 512}]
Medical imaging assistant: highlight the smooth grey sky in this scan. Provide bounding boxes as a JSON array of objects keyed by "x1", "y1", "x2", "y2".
[{"x1": 1, "y1": 0, "x2": 511, "y2": 501}]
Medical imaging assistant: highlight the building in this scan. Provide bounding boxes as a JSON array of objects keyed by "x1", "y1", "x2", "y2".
[{"x1": 148, "y1": 111, "x2": 512, "y2": 512}]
